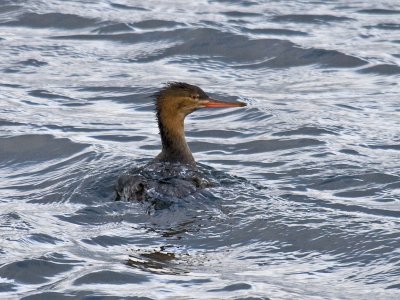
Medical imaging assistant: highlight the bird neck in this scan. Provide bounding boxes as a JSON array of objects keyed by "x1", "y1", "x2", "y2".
[{"x1": 156, "y1": 109, "x2": 196, "y2": 167}]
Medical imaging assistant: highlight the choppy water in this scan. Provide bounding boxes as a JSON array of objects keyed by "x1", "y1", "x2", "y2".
[{"x1": 1, "y1": 0, "x2": 400, "y2": 299}]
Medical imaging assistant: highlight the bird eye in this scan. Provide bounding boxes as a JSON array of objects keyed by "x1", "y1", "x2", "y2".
[{"x1": 192, "y1": 94, "x2": 199, "y2": 100}]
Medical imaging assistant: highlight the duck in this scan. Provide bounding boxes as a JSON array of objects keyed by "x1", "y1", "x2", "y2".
[{"x1": 115, "y1": 82, "x2": 246, "y2": 201}]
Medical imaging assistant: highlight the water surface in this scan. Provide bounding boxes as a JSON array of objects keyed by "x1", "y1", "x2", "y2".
[{"x1": 1, "y1": 0, "x2": 400, "y2": 299}]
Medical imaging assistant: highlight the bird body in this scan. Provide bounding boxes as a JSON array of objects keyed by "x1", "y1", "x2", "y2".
[{"x1": 115, "y1": 82, "x2": 246, "y2": 201}]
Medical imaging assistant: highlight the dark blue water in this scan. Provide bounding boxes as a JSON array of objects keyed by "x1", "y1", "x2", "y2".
[{"x1": 1, "y1": 1, "x2": 400, "y2": 299}]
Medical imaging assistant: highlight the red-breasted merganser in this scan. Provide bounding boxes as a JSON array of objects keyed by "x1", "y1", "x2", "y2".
[{"x1": 115, "y1": 82, "x2": 246, "y2": 201}]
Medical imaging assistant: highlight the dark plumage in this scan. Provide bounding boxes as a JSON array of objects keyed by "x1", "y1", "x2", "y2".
[{"x1": 115, "y1": 82, "x2": 246, "y2": 201}]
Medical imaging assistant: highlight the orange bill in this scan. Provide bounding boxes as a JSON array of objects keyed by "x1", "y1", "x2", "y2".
[{"x1": 201, "y1": 99, "x2": 247, "y2": 108}]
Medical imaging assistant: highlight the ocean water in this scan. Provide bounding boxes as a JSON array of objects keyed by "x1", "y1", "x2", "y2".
[{"x1": 1, "y1": 0, "x2": 400, "y2": 299}]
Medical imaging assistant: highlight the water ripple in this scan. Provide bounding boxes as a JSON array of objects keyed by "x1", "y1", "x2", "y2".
[{"x1": 1, "y1": 0, "x2": 400, "y2": 298}]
